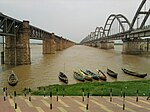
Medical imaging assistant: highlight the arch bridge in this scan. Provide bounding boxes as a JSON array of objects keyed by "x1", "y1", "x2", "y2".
[{"x1": 81, "y1": 0, "x2": 150, "y2": 54}]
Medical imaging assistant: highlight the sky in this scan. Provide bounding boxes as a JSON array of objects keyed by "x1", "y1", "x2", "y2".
[{"x1": 0, "y1": 0, "x2": 149, "y2": 43}]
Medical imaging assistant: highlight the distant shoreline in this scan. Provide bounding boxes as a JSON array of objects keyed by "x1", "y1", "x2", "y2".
[
  {"x1": 114, "y1": 43, "x2": 123, "y2": 45},
  {"x1": 30, "y1": 43, "x2": 43, "y2": 45}
]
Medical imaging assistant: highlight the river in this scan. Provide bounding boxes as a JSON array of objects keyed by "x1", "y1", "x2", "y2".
[{"x1": 0, "y1": 44, "x2": 150, "y2": 93}]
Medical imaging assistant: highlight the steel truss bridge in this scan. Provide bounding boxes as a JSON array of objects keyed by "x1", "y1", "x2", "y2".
[
  {"x1": 80, "y1": 0, "x2": 150, "y2": 44},
  {"x1": 0, "y1": 12, "x2": 71, "y2": 42},
  {"x1": 0, "y1": 11, "x2": 75, "y2": 65}
]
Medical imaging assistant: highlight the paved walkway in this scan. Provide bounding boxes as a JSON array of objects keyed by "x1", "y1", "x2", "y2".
[{"x1": 0, "y1": 95, "x2": 150, "y2": 112}]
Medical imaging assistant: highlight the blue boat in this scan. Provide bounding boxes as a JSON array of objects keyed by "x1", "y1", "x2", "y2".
[
  {"x1": 85, "y1": 70, "x2": 99, "y2": 80},
  {"x1": 73, "y1": 71, "x2": 85, "y2": 82},
  {"x1": 79, "y1": 69, "x2": 93, "y2": 81}
]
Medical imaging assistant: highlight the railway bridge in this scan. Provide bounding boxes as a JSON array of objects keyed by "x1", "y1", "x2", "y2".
[
  {"x1": 0, "y1": 13, "x2": 75, "y2": 65},
  {"x1": 80, "y1": 0, "x2": 150, "y2": 55}
]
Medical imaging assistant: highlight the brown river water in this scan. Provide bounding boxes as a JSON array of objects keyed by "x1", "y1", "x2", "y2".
[{"x1": 0, "y1": 44, "x2": 150, "y2": 94}]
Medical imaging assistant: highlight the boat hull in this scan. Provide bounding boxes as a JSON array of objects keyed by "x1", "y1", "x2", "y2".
[
  {"x1": 59, "y1": 72, "x2": 68, "y2": 84},
  {"x1": 8, "y1": 72, "x2": 18, "y2": 86},
  {"x1": 107, "y1": 69, "x2": 118, "y2": 78},
  {"x1": 122, "y1": 68, "x2": 147, "y2": 78},
  {"x1": 80, "y1": 70, "x2": 92, "y2": 81},
  {"x1": 97, "y1": 69, "x2": 107, "y2": 81},
  {"x1": 86, "y1": 70, "x2": 99, "y2": 80},
  {"x1": 8, "y1": 81, "x2": 18, "y2": 86},
  {"x1": 73, "y1": 71, "x2": 85, "y2": 82}
]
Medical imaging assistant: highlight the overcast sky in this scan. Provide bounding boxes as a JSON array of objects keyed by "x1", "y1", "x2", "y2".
[{"x1": 0, "y1": 0, "x2": 149, "y2": 43}]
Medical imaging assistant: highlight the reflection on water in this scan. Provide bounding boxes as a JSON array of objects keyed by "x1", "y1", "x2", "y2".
[{"x1": 0, "y1": 44, "x2": 150, "y2": 93}]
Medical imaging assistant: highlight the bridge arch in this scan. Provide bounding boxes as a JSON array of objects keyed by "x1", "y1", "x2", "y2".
[
  {"x1": 94, "y1": 27, "x2": 105, "y2": 39},
  {"x1": 130, "y1": 0, "x2": 150, "y2": 29},
  {"x1": 103, "y1": 14, "x2": 131, "y2": 37}
]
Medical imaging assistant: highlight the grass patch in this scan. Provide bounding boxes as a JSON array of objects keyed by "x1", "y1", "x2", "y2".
[{"x1": 31, "y1": 80, "x2": 150, "y2": 96}]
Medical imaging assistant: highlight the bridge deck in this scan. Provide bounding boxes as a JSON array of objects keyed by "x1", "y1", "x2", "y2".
[{"x1": 0, "y1": 96, "x2": 150, "y2": 112}]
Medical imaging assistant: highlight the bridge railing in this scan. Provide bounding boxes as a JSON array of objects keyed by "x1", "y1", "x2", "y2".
[{"x1": 30, "y1": 25, "x2": 51, "y2": 40}]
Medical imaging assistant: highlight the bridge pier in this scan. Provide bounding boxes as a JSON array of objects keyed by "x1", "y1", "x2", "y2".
[
  {"x1": 56, "y1": 37, "x2": 63, "y2": 51},
  {"x1": 43, "y1": 37, "x2": 51, "y2": 54},
  {"x1": 122, "y1": 38, "x2": 150, "y2": 54},
  {"x1": 84, "y1": 42, "x2": 93, "y2": 47},
  {"x1": 66, "y1": 40, "x2": 73, "y2": 48},
  {"x1": 97, "y1": 41, "x2": 114, "y2": 49},
  {"x1": 43, "y1": 33, "x2": 56, "y2": 54},
  {"x1": 68, "y1": 40, "x2": 75, "y2": 47},
  {"x1": 5, "y1": 36, "x2": 16, "y2": 65},
  {"x1": 91, "y1": 42, "x2": 97, "y2": 47},
  {"x1": 62, "y1": 39, "x2": 66, "y2": 49},
  {"x1": 50, "y1": 33, "x2": 56, "y2": 53},
  {"x1": 5, "y1": 20, "x2": 31, "y2": 65},
  {"x1": 56, "y1": 38, "x2": 75, "y2": 50},
  {"x1": 66, "y1": 40, "x2": 69, "y2": 48}
]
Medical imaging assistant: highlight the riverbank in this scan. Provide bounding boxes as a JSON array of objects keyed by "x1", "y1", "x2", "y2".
[
  {"x1": 1, "y1": 45, "x2": 150, "y2": 93},
  {"x1": 31, "y1": 80, "x2": 150, "y2": 96}
]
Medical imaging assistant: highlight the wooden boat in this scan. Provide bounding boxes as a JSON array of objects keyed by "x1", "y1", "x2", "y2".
[
  {"x1": 121, "y1": 68, "x2": 147, "y2": 78},
  {"x1": 58, "y1": 72, "x2": 68, "y2": 84},
  {"x1": 97, "y1": 69, "x2": 107, "y2": 81},
  {"x1": 107, "y1": 68, "x2": 118, "y2": 78},
  {"x1": 85, "y1": 70, "x2": 99, "y2": 80},
  {"x1": 79, "y1": 70, "x2": 92, "y2": 81},
  {"x1": 8, "y1": 71, "x2": 18, "y2": 86},
  {"x1": 73, "y1": 71, "x2": 85, "y2": 82}
]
